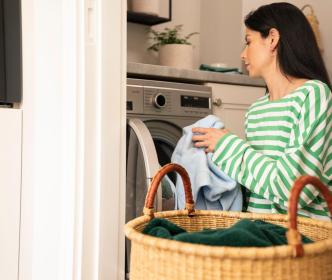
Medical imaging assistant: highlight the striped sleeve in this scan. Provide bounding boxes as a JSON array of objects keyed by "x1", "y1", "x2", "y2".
[{"x1": 212, "y1": 83, "x2": 331, "y2": 209}]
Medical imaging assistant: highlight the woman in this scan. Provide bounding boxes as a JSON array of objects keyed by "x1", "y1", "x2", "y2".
[{"x1": 192, "y1": 2, "x2": 332, "y2": 220}]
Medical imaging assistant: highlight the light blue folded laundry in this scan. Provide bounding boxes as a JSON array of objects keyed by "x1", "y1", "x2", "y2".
[{"x1": 171, "y1": 115, "x2": 243, "y2": 211}]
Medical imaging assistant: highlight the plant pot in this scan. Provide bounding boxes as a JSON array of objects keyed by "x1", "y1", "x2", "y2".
[
  {"x1": 131, "y1": 0, "x2": 159, "y2": 16},
  {"x1": 159, "y1": 44, "x2": 194, "y2": 69}
]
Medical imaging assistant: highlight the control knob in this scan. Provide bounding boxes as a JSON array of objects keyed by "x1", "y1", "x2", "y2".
[{"x1": 153, "y1": 93, "x2": 166, "y2": 108}]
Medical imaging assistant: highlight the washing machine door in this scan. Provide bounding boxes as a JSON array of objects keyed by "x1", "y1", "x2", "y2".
[
  {"x1": 126, "y1": 118, "x2": 182, "y2": 279},
  {"x1": 127, "y1": 119, "x2": 160, "y2": 189},
  {"x1": 126, "y1": 118, "x2": 182, "y2": 222},
  {"x1": 127, "y1": 118, "x2": 161, "y2": 220}
]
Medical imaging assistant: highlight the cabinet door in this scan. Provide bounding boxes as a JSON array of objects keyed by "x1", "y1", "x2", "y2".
[
  {"x1": 0, "y1": 108, "x2": 22, "y2": 280},
  {"x1": 206, "y1": 83, "x2": 265, "y2": 139}
]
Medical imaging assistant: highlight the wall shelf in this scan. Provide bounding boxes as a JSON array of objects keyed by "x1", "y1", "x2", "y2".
[{"x1": 127, "y1": 11, "x2": 171, "y2": 26}]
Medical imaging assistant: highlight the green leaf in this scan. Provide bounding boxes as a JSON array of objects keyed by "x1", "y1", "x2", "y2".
[{"x1": 147, "y1": 25, "x2": 199, "y2": 51}]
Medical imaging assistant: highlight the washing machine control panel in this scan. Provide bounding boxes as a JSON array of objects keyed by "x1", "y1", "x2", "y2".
[
  {"x1": 180, "y1": 95, "x2": 210, "y2": 109},
  {"x1": 127, "y1": 79, "x2": 212, "y2": 117}
]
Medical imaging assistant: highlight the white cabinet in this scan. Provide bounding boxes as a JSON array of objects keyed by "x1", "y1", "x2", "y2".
[
  {"x1": 0, "y1": 108, "x2": 22, "y2": 280},
  {"x1": 206, "y1": 83, "x2": 265, "y2": 139}
]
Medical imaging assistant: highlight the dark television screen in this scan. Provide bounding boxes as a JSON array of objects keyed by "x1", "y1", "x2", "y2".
[{"x1": 0, "y1": 0, "x2": 21, "y2": 103}]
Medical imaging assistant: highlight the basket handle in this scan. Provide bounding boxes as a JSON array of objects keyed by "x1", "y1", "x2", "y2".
[
  {"x1": 287, "y1": 175, "x2": 332, "y2": 257},
  {"x1": 143, "y1": 163, "x2": 195, "y2": 218}
]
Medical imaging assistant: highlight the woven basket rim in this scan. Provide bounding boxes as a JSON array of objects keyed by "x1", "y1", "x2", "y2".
[{"x1": 124, "y1": 210, "x2": 332, "y2": 260}]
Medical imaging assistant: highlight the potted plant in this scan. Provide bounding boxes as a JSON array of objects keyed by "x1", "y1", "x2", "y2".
[{"x1": 148, "y1": 25, "x2": 199, "y2": 69}]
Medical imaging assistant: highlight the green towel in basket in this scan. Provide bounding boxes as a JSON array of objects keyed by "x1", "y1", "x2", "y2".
[
  {"x1": 143, "y1": 218, "x2": 313, "y2": 247},
  {"x1": 143, "y1": 218, "x2": 186, "y2": 240}
]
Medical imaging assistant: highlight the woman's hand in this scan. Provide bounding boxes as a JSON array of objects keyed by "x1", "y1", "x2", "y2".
[{"x1": 192, "y1": 127, "x2": 230, "y2": 153}]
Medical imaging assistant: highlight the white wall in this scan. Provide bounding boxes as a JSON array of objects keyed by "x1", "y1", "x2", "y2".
[
  {"x1": 243, "y1": 0, "x2": 332, "y2": 80},
  {"x1": 127, "y1": 0, "x2": 242, "y2": 69},
  {"x1": 127, "y1": 0, "x2": 201, "y2": 68},
  {"x1": 200, "y1": 1, "x2": 242, "y2": 69}
]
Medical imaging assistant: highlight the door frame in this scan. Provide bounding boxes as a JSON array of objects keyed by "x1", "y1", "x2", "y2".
[{"x1": 19, "y1": 0, "x2": 126, "y2": 279}]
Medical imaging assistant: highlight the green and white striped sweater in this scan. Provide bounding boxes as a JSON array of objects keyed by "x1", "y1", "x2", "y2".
[{"x1": 212, "y1": 80, "x2": 332, "y2": 221}]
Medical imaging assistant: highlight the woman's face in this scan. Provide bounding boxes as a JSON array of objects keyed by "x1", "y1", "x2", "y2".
[{"x1": 241, "y1": 28, "x2": 274, "y2": 78}]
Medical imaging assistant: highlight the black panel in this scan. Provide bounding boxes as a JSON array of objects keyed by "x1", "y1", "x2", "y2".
[
  {"x1": 0, "y1": 1, "x2": 5, "y2": 101},
  {"x1": 181, "y1": 95, "x2": 210, "y2": 109},
  {"x1": 0, "y1": 0, "x2": 22, "y2": 103},
  {"x1": 127, "y1": 101, "x2": 133, "y2": 111}
]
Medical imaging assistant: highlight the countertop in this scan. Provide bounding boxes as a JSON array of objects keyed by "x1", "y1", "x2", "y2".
[{"x1": 127, "y1": 62, "x2": 265, "y2": 87}]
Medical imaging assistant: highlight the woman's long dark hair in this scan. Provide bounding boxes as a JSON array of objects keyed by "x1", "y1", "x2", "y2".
[{"x1": 245, "y1": 2, "x2": 331, "y2": 89}]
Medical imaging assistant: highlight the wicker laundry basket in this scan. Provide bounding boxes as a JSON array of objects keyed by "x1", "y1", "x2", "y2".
[{"x1": 124, "y1": 163, "x2": 332, "y2": 280}]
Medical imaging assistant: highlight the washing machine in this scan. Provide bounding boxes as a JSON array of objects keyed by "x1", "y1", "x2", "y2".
[{"x1": 126, "y1": 78, "x2": 212, "y2": 276}]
